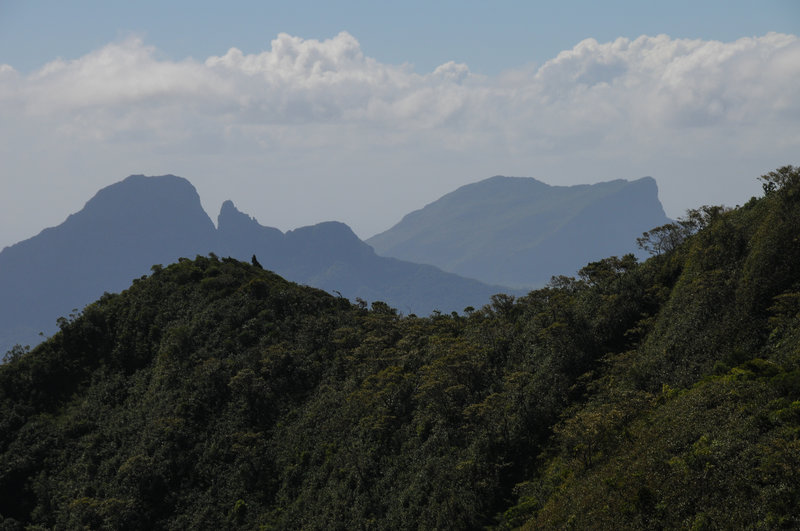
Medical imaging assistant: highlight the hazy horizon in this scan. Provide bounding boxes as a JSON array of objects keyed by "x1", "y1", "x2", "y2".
[{"x1": 0, "y1": 1, "x2": 798, "y2": 250}]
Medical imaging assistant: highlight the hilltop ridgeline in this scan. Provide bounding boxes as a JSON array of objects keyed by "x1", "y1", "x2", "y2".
[
  {"x1": 0, "y1": 175, "x2": 510, "y2": 353},
  {"x1": 0, "y1": 172, "x2": 670, "y2": 354},
  {"x1": 1, "y1": 167, "x2": 799, "y2": 528}
]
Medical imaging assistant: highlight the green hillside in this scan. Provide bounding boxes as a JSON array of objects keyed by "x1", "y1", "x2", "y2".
[{"x1": 1, "y1": 166, "x2": 799, "y2": 529}]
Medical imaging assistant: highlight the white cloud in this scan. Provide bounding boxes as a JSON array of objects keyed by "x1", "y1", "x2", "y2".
[
  {"x1": 0, "y1": 31, "x2": 798, "y2": 248},
  {"x1": 6, "y1": 31, "x2": 797, "y2": 138}
]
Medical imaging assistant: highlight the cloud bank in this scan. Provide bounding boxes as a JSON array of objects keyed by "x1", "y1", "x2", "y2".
[{"x1": 1, "y1": 31, "x2": 798, "y2": 248}]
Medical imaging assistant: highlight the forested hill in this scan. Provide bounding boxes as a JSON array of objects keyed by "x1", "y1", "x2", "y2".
[{"x1": 2, "y1": 167, "x2": 799, "y2": 529}]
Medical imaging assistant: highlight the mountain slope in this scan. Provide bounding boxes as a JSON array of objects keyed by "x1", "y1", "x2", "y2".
[
  {"x1": 0, "y1": 174, "x2": 217, "y2": 353},
  {"x1": 0, "y1": 167, "x2": 800, "y2": 529},
  {"x1": 217, "y1": 200, "x2": 512, "y2": 316},
  {"x1": 367, "y1": 176, "x2": 670, "y2": 287},
  {"x1": 0, "y1": 176, "x2": 509, "y2": 353},
  {"x1": 1, "y1": 167, "x2": 798, "y2": 529},
  {"x1": 504, "y1": 166, "x2": 800, "y2": 528}
]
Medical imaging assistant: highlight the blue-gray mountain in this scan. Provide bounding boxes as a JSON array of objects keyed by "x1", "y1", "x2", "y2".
[
  {"x1": 0, "y1": 175, "x2": 511, "y2": 354},
  {"x1": 215, "y1": 199, "x2": 512, "y2": 317},
  {"x1": 366, "y1": 176, "x2": 671, "y2": 288}
]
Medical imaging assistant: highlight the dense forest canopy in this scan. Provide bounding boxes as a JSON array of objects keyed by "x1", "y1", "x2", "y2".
[{"x1": 1, "y1": 166, "x2": 799, "y2": 529}]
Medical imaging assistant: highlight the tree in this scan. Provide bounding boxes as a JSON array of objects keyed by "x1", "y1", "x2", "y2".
[
  {"x1": 2, "y1": 344, "x2": 29, "y2": 363},
  {"x1": 759, "y1": 165, "x2": 799, "y2": 195},
  {"x1": 637, "y1": 206, "x2": 728, "y2": 256},
  {"x1": 636, "y1": 223, "x2": 687, "y2": 256}
]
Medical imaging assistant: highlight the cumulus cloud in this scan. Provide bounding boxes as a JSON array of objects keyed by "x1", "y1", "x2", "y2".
[
  {"x1": 4, "y1": 31, "x2": 797, "y2": 140},
  {"x1": 0, "y1": 31, "x2": 798, "y2": 248},
  {"x1": 524, "y1": 33, "x2": 800, "y2": 133}
]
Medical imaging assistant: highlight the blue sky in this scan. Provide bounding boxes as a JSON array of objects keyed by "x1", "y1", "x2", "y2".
[
  {"x1": 3, "y1": 1, "x2": 797, "y2": 74},
  {"x1": 0, "y1": 1, "x2": 798, "y2": 250}
]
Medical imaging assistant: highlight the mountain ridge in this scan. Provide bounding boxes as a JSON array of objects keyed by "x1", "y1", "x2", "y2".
[
  {"x1": 0, "y1": 175, "x2": 512, "y2": 353},
  {"x1": 1, "y1": 166, "x2": 798, "y2": 529},
  {"x1": 367, "y1": 175, "x2": 669, "y2": 288}
]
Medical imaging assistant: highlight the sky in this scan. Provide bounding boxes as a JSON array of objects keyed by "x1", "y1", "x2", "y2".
[{"x1": 0, "y1": 1, "x2": 798, "y2": 250}]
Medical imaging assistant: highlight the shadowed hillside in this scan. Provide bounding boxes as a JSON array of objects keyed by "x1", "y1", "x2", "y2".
[{"x1": 2, "y1": 167, "x2": 798, "y2": 529}]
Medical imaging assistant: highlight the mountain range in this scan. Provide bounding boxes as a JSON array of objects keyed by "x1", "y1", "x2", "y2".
[
  {"x1": 0, "y1": 173, "x2": 669, "y2": 354},
  {"x1": 1, "y1": 166, "x2": 798, "y2": 529},
  {"x1": 368, "y1": 176, "x2": 670, "y2": 288},
  {"x1": 215, "y1": 198, "x2": 509, "y2": 315},
  {"x1": 0, "y1": 175, "x2": 510, "y2": 354}
]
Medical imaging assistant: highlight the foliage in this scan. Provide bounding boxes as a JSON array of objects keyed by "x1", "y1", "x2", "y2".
[{"x1": 1, "y1": 167, "x2": 799, "y2": 529}]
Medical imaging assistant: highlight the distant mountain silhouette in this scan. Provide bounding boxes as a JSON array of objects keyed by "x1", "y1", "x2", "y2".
[
  {"x1": 0, "y1": 175, "x2": 510, "y2": 353},
  {"x1": 367, "y1": 176, "x2": 671, "y2": 288},
  {"x1": 216, "y1": 200, "x2": 509, "y2": 317},
  {"x1": 0, "y1": 175, "x2": 216, "y2": 354}
]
